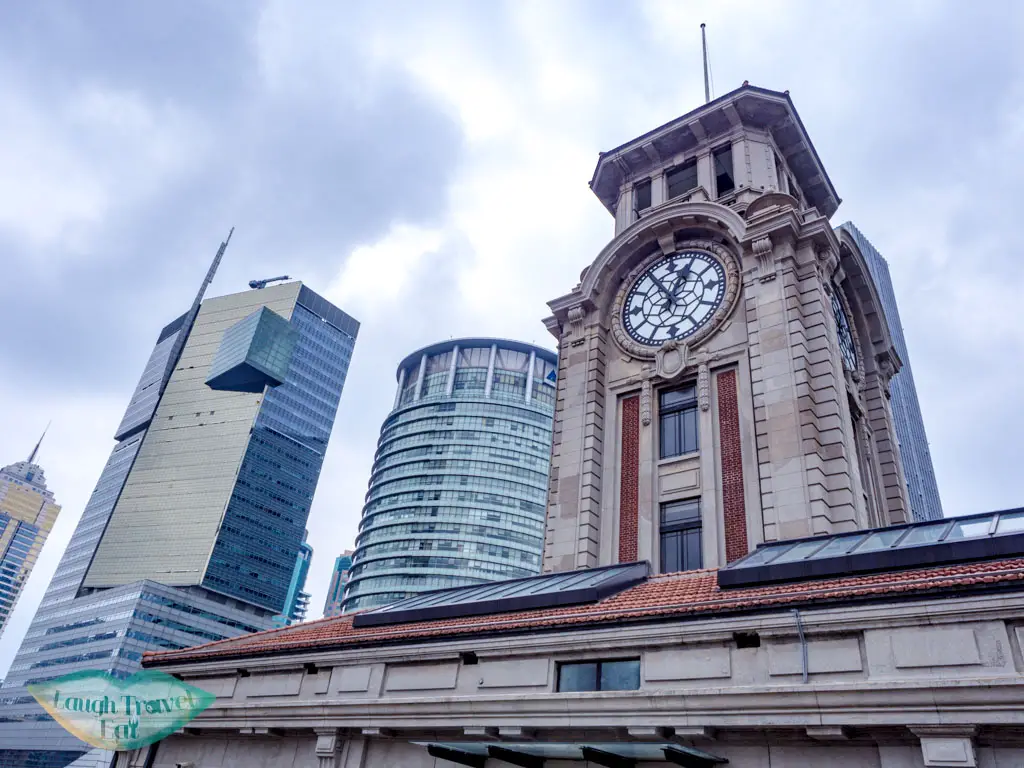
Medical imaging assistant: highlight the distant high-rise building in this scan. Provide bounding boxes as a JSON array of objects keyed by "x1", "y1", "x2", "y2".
[
  {"x1": 0, "y1": 432, "x2": 61, "y2": 638},
  {"x1": 274, "y1": 532, "x2": 313, "y2": 627},
  {"x1": 323, "y1": 549, "x2": 354, "y2": 618},
  {"x1": 341, "y1": 339, "x2": 557, "y2": 614},
  {"x1": 0, "y1": 241, "x2": 358, "y2": 768},
  {"x1": 838, "y1": 222, "x2": 943, "y2": 522}
]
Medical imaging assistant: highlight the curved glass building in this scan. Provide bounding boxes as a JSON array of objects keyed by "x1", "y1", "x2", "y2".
[{"x1": 342, "y1": 339, "x2": 557, "y2": 612}]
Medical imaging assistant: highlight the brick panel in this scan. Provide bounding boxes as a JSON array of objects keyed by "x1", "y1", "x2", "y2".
[
  {"x1": 717, "y1": 369, "x2": 748, "y2": 563},
  {"x1": 618, "y1": 395, "x2": 639, "y2": 563}
]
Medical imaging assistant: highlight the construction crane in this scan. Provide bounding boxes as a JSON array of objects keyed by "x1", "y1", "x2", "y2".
[{"x1": 248, "y1": 275, "x2": 291, "y2": 290}]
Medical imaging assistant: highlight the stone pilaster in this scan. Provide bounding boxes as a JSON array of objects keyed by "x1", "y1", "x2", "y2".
[
  {"x1": 542, "y1": 321, "x2": 607, "y2": 572},
  {"x1": 747, "y1": 238, "x2": 860, "y2": 541},
  {"x1": 863, "y1": 366, "x2": 910, "y2": 525}
]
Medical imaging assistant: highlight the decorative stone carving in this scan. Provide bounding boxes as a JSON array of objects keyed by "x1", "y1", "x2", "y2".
[
  {"x1": 698, "y1": 361, "x2": 711, "y2": 411},
  {"x1": 567, "y1": 304, "x2": 586, "y2": 347},
  {"x1": 610, "y1": 238, "x2": 741, "y2": 360},
  {"x1": 818, "y1": 247, "x2": 840, "y2": 283},
  {"x1": 651, "y1": 220, "x2": 677, "y2": 255},
  {"x1": 315, "y1": 728, "x2": 341, "y2": 768},
  {"x1": 655, "y1": 339, "x2": 689, "y2": 381},
  {"x1": 876, "y1": 352, "x2": 897, "y2": 397},
  {"x1": 753, "y1": 236, "x2": 775, "y2": 282},
  {"x1": 640, "y1": 379, "x2": 652, "y2": 426}
]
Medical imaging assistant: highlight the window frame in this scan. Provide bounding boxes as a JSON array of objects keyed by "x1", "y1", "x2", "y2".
[
  {"x1": 712, "y1": 143, "x2": 735, "y2": 197},
  {"x1": 665, "y1": 158, "x2": 699, "y2": 200},
  {"x1": 659, "y1": 498, "x2": 702, "y2": 573},
  {"x1": 633, "y1": 178, "x2": 652, "y2": 215},
  {"x1": 556, "y1": 658, "x2": 641, "y2": 692},
  {"x1": 658, "y1": 384, "x2": 699, "y2": 459}
]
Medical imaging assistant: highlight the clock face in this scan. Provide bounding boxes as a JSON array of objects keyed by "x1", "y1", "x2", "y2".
[
  {"x1": 831, "y1": 290, "x2": 858, "y2": 371},
  {"x1": 622, "y1": 250, "x2": 727, "y2": 346}
]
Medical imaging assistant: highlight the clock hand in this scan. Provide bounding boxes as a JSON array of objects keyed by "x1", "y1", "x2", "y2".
[
  {"x1": 671, "y1": 268, "x2": 693, "y2": 297},
  {"x1": 649, "y1": 272, "x2": 677, "y2": 308}
]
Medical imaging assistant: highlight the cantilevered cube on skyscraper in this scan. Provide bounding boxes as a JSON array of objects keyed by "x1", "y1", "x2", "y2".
[{"x1": 205, "y1": 305, "x2": 298, "y2": 393}]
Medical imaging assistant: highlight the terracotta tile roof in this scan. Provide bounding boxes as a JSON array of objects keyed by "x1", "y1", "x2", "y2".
[{"x1": 144, "y1": 557, "x2": 1024, "y2": 666}]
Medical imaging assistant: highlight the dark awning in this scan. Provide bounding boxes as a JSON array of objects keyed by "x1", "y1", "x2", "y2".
[{"x1": 420, "y1": 741, "x2": 727, "y2": 767}]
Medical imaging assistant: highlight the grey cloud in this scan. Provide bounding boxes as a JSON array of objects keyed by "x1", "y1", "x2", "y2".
[{"x1": 0, "y1": 0, "x2": 465, "y2": 396}]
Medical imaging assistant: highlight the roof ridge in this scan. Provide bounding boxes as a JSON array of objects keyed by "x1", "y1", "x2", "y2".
[
  {"x1": 144, "y1": 613, "x2": 355, "y2": 660},
  {"x1": 145, "y1": 558, "x2": 1024, "y2": 665}
]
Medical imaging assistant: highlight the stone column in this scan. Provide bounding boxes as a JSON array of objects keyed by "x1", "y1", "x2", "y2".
[
  {"x1": 696, "y1": 150, "x2": 714, "y2": 197},
  {"x1": 615, "y1": 184, "x2": 633, "y2": 233},
  {"x1": 911, "y1": 726, "x2": 978, "y2": 767},
  {"x1": 650, "y1": 170, "x2": 666, "y2": 208}
]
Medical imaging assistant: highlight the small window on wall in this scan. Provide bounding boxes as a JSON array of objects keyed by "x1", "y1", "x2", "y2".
[
  {"x1": 659, "y1": 385, "x2": 698, "y2": 459},
  {"x1": 713, "y1": 144, "x2": 735, "y2": 196},
  {"x1": 660, "y1": 499, "x2": 702, "y2": 573},
  {"x1": 633, "y1": 178, "x2": 652, "y2": 215},
  {"x1": 666, "y1": 159, "x2": 698, "y2": 199},
  {"x1": 557, "y1": 659, "x2": 640, "y2": 692}
]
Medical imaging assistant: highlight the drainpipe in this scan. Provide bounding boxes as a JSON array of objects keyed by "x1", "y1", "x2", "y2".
[{"x1": 792, "y1": 608, "x2": 809, "y2": 684}]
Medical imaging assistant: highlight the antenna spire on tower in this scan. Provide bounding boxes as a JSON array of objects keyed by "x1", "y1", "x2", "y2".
[
  {"x1": 156, "y1": 228, "x2": 235, "y2": 398},
  {"x1": 701, "y1": 23, "x2": 711, "y2": 104},
  {"x1": 28, "y1": 421, "x2": 50, "y2": 465}
]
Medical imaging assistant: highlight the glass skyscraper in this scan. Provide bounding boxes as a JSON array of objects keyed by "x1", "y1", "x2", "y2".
[
  {"x1": 323, "y1": 549, "x2": 353, "y2": 618},
  {"x1": 0, "y1": 276, "x2": 357, "y2": 768},
  {"x1": 0, "y1": 435, "x2": 61, "y2": 639},
  {"x1": 839, "y1": 222, "x2": 943, "y2": 522},
  {"x1": 274, "y1": 531, "x2": 313, "y2": 627},
  {"x1": 342, "y1": 339, "x2": 557, "y2": 613}
]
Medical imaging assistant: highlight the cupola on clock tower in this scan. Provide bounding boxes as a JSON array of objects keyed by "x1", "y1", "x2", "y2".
[{"x1": 542, "y1": 84, "x2": 909, "y2": 574}]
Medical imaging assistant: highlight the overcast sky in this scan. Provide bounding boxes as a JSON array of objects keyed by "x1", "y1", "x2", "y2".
[{"x1": 3, "y1": 0, "x2": 1024, "y2": 674}]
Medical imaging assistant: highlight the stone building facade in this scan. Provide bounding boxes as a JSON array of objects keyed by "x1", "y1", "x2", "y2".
[{"x1": 122, "y1": 84, "x2": 1024, "y2": 768}]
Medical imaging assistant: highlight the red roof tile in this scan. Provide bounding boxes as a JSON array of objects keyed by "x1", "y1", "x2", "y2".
[{"x1": 144, "y1": 557, "x2": 1024, "y2": 666}]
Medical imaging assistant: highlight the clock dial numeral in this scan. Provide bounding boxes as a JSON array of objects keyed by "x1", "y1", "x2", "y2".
[{"x1": 621, "y1": 250, "x2": 727, "y2": 347}]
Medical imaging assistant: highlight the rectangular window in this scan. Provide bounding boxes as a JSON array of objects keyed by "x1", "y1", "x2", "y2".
[
  {"x1": 660, "y1": 499, "x2": 702, "y2": 573},
  {"x1": 666, "y1": 159, "x2": 698, "y2": 199},
  {"x1": 557, "y1": 659, "x2": 640, "y2": 692},
  {"x1": 713, "y1": 144, "x2": 735, "y2": 196},
  {"x1": 788, "y1": 174, "x2": 800, "y2": 201},
  {"x1": 659, "y1": 384, "x2": 698, "y2": 458},
  {"x1": 633, "y1": 178, "x2": 652, "y2": 214}
]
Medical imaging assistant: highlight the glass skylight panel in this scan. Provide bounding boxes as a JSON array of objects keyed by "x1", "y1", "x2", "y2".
[
  {"x1": 352, "y1": 561, "x2": 650, "y2": 627},
  {"x1": 812, "y1": 533, "x2": 867, "y2": 558},
  {"x1": 719, "y1": 508, "x2": 1024, "y2": 589},
  {"x1": 732, "y1": 542, "x2": 793, "y2": 566},
  {"x1": 898, "y1": 521, "x2": 953, "y2": 547},
  {"x1": 996, "y1": 511, "x2": 1024, "y2": 535},
  {"x1": 948, "y1": 516, "x2": 994, "y2": 540},
  {"x1": 769, "y1": 538, "x2": 829, "y2": 563},
  {"x1": 852, "y1": 528, "x2": 907, "y2": 553}
]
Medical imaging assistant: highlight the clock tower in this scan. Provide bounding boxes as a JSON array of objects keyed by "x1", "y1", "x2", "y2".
[{"x1": 542, "y1": 84, "x2": 909, "y2": 574}]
